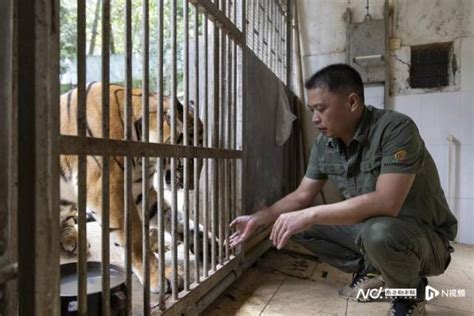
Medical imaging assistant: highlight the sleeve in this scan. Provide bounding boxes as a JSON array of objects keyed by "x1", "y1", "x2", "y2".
[
  {"x1": 380, "y1": 118, "x2": 423, "y2": 174},
  {"x1": 305, "y1": 135, "x2": 328, "y2": 180}
]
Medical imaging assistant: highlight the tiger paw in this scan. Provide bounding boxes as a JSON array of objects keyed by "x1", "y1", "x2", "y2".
[{"x1": 60, "y1": 225, "x2": 90, "y2": 254}]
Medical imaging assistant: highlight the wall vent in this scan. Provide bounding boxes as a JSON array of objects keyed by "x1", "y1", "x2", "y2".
[{"x1": 410, "y1": 42, "x2": 452, "y2": 89}]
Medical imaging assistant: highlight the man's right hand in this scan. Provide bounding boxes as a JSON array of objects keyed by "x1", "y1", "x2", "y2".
[{"x1": 229, "y1": 211, "x2": 274, "y2": 248}]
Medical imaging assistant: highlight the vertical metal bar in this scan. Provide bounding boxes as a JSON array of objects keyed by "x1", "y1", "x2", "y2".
[
  {"x1": 286, "y1": 0, "x2": 292, "y2": 87},
  {"x1": 218, "y1": 0, "x2": 226, "y2": 267},
  {"x1": 0, "y1": 0, "x2": 14, "y2": 313},
  {"x1": 224, "y1": 0, "x2": 232, "y2": 261},
  {"x1": 211, "y1": 16, "x2": 219, "y2": 272},
  {"x1": 101, "y1": 0, "x2": 111, "y2": 315},
  {"x1": 77, "y1": 1, "x2": 88, "y2": 315},
  {"x1": 202, "y1": 13, "x2": 209, "y2": 278},
  {"x1": 17, "y1": 0, "x2": 60, "y2": 314},
  {"x1": 270, "y1": 0, "x2": 275, "y2": 72},
  {"x1": 124, "y1": 0, "x2": 133, "y2": 313},
  {"x1": 257, "y1": 0, "x2": 262, "y2": 59},
  {"x1": 240, "y1": 0, "x2": 248, "y2": 249},
  {"x1": 156, "y1": 0, "x2": 166, "y2": 308},
  {"x1": 252, "y1": 0, "x2": 257, "y2": 51},
  {"x1": 231, "y1": 0, "x2": 238, "y2": 257},
  {"x1": 170, "y1": 0, "x2": 179, "y2": 300},
  {"x1": 183, "y1": 0, "x2": 191, "y2": 292},
  {"x1": 193, "y1": 4, "x2": 201, "y2": 283},
  {"x1": 141, "y1": 0, "x2": 150, "y2": 314}
]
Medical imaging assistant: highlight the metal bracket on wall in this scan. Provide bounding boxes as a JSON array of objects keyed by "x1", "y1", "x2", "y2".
[{"x1": 346, "y1": 0, "x2": 391, "y2": 108}]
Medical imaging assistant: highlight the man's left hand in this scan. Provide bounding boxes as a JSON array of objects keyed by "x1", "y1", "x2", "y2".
[{"x1": 270, "y1": 209, "x2": 315, "y2": 250}]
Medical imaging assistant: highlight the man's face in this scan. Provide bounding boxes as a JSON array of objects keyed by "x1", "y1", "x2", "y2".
[{"x1": 307, "y1": 87, "x2": 352, "y2": 139}]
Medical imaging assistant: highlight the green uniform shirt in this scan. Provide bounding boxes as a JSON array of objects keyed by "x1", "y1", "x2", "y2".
[{"x1": 306, "y1": 106, "x2": 458, "y2": 241}]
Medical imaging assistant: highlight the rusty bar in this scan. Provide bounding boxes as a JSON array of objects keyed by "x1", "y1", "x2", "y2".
[
  {"x1": 183, "y1": 0, "x2": 191, "y2": 292},
  {"x1": 170, "y1": 0, "x2": 179, "y2": 300},
  {"x1": 156, "y1": 0, "x2": 166, "y2": 308},
  {"x1": 77, "y1": 1, "x2": 88, "y2": 314},
  {"x1": 141, "y1": 0, "x2": 151, "y2": 313},
  {"x1": 124, "y1": 0, "x2": 133, "y2": 313},
  {"x1": 100, "y1": 0, "x2": 111, "y2": 315},
  {"x1": 193, "y1": 4, "x2": 201, "y2": 283},
  {"x1": 202, "y1": 13, "x2": 210, "y2": 278}
]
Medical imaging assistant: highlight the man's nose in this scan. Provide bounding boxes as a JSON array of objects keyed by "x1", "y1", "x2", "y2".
[{"x1": 312, "y1": 112, "x2": 321, "y2": 124}]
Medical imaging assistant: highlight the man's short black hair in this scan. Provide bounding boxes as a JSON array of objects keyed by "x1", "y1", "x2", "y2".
[{"x1": 305, "y1": 64, "x2": 364, "y2": 103}]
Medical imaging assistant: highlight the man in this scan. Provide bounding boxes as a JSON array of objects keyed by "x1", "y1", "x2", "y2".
[{"x1": 229, "y1": 64, "x2": 457, "y2": 316}]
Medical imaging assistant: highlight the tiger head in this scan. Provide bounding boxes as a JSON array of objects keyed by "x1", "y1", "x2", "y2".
[{"x1": 145, "y1": 94, "x2": 204, "y2": 190}]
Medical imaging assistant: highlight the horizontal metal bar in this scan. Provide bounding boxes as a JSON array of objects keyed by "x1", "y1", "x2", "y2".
[
  {"x1": 59, "y1": 135, "x2": 242, "y2": 159},
  {"x1": 189, "y1": 0, "x2": 245, "y2": 46}
]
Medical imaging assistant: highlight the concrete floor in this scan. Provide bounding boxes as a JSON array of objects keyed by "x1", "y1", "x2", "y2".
[{"x1": 204, "y1": 241, "x2": 474, "y2": 316}]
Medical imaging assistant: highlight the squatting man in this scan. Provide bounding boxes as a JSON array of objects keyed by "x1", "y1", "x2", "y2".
[{"x1": 229, "y1": 64, "x2": 457, "y2": 316}]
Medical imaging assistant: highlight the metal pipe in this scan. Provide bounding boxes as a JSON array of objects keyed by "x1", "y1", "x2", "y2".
[{"x1": 101, "y1": 0, "x2": 111, "y2": 315}]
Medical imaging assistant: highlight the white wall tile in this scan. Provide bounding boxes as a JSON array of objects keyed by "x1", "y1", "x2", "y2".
[
  {"x1": 461, "y1": 37, "x2": 474, "y2": 91},
  {"x1": 365, "y1": 85, "x2": 384, "y2": 109},
  {"x1": 459, "y1": 91, "x2": 474, "y2": 145},
  {"x1": 456, "y1": 198, "x2": 474, "y2": 245},
  {"x1": 420, "y1": 92, "x2": 462, "y2": 145},
  {"x1": 392, "y1": 94, "x2": 423, "y2": 125},
  {"x1": 426, "y1": 144, "x2": 449, "y2": 194},
  {"x1": 458, "y1": 145, "x2": 474, "y2": 199}
]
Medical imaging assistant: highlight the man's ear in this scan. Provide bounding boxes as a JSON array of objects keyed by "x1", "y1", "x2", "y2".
[{"x1": 347, "y1": 92, "x2": 361, "y2": 112}]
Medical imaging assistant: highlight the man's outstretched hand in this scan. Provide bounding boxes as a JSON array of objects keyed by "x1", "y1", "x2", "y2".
[
  {"x1": 229, "y1": 215, "x2": 260, "y2": 248},
  {"x1": 270, "y1": 209, "x2": 314, "y2": 249}
]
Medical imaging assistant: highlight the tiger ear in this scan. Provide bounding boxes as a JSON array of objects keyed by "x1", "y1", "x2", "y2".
[{"x1": 176, "y1": 99, "x2": 185, "y2": 122}]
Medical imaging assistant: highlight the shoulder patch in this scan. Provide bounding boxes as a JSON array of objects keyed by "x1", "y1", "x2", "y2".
[{"x1": 394, "y1": 149, "x2": 407, "y2": 163}]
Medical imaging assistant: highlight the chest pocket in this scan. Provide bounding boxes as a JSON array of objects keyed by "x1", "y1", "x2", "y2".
[
  {"x1": 319, "y1": 163, "x2": 348, "y2": 197},
  {"x1": 358, "y1": 158, "x2": 382, "y2": 193}
]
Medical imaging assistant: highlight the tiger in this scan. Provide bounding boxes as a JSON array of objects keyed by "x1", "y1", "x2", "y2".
[{"x1": 59, "y1": 81, "x2": 204, "y2": 293}]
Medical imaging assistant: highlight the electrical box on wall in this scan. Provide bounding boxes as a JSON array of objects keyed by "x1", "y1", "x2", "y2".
[{"x1": 348, "y1": 17, "x2": 386, "y2": 84}]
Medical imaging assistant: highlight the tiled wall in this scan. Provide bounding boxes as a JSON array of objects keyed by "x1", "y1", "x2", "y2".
[{"x1": 390, "y1": 91, "x2": 474, "y2": 245}]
